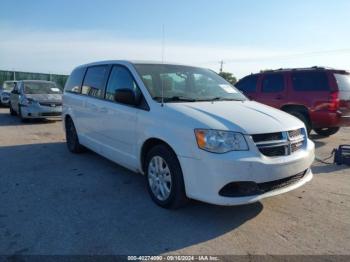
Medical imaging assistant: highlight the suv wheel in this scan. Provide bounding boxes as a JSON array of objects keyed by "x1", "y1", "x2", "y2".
[
  {"x1": 289, "y1": 111, "x2": 311, "y2": 135},
  {"x1": 314, "y1": 127, "x2": 340, "y2": 137},
  {"x1": 65, "y1": 117, "x2": 85, "y2": 153},
  {"x1": 9, "y1": 103, "x2": 16, "y2": 116},
  {"x1": 145, "y1": 145, "x2": 188, "y2": 209}
]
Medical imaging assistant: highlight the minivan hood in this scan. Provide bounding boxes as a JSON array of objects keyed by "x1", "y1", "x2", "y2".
[
  {"x1": 25, "y1": 94, "x2": 62, "y2": 102},
  {"x1": 167, "y1": 101, "x2": 304, "y2": 135}
]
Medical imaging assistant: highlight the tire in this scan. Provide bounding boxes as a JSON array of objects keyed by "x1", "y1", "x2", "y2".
[
  {"x1": 18, "y1": 105, "x2": 28, "y2": 122},
  {"x1": 145, "y1": 144, "x2": 188, "y2": 209},
  {"x1": 9, "y1": 103, "x2": 16, "y2": 116},
  {"x1": 65, "y1": 117, "x2": 85, "y2": 153},
  {"x1": 314, "y1": 127, "x2": 340, "y2": 137},
  {"x1": 288, "y1": 111, "x2": 311, "y2": 135}
]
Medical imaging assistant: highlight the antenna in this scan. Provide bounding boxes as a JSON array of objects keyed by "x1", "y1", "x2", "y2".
[
  {"x1": 161, "y1": 24, "x2": 165, "y2": 63},
  {"x1": 161, "y1": 24, "x2": 165, "y2": 106}
]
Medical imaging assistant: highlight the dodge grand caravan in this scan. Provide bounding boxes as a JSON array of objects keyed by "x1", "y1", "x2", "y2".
[{"x1": 63, "y1": 61, "x2": 315, "y2": 208}]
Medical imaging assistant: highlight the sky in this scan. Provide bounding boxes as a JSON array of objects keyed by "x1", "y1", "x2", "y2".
[{"x1": 0, "y1": 0, "x2": 350, "y2": 78}]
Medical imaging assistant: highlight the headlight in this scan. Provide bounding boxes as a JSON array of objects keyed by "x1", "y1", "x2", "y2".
[
  {"x1": 194, "y1": 129, "x2": 249, "y2": 153},
  {"x1": 21, "y1": 97, "x2": 36, "y2": 106}
]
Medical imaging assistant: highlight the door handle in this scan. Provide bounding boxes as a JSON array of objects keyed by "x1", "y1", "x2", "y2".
[{"x1": 275, "y1": 95, "x2": 283, "y2": 100}]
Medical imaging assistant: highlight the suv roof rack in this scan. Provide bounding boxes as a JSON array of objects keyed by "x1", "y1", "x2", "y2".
[{"x1": 261, "y1": 66, "x2": 333, "y2": 73}]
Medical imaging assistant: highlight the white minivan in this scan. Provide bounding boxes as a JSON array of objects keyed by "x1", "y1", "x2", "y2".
[{"x1": 63, "y1": 61, "x2": 315, "y2": 208}]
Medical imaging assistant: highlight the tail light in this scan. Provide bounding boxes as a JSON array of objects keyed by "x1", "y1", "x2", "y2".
[{"x1": 328, "y1": 91, "x2": 340, "y2": 112}]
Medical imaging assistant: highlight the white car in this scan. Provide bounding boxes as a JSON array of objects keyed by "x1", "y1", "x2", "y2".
[
  {"x1": 9, "y1": 80, "x2": 63, "y2": 121},
  {"x1": 63, "y1": 61, "x2": 315, "y2": 208}
]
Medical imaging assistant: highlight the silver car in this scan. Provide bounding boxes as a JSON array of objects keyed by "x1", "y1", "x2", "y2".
[
  {"x1": 9, "y1": 80, "x2": 63, "y2": 121},
  {"x1": 0, "y1": 81, "x2": 18, "y2": 106}
]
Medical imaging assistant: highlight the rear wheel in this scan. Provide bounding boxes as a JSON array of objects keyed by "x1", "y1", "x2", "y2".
[
  {"x1": 65, "y1": 117, "x2": 85, "y2": 153},
  {"x1": 288, "y1": 111, "x2": 311, "y2": 135},
  {"x1": 145, "y1": 144, "x2": 188, "y2": 209},
  {"x1": 314, "y1": 127, "x2": 340, "y2": 137}
]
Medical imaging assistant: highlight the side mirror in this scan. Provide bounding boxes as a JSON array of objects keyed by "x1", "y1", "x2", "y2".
[{"x1": 114, "y1": 88, "x2": 138, "y2": 106}]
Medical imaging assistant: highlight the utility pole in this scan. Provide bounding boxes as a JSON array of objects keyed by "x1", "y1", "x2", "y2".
[{"x1": 219, "y1": 60, "x2": 224, "y2": 73}]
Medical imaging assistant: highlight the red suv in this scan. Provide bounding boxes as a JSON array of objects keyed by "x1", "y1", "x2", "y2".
[{"x1": 235, "y1": 67, "x2": 350, "y2": 136}]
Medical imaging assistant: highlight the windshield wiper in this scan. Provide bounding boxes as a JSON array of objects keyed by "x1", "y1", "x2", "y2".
[
  {"x1": 199, "y1": 97, "x2": 243, "y2": 102},
  {"x1": 153, "y1": 96, "x2": 197, "y2": 102}
]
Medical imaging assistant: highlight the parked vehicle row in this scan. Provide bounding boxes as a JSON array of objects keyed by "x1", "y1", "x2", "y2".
[
  {"x1": 235, "y1": 67, "x2": 350, "y2": 137},
  {"x1": 5, "y1": 63, "x2": 349, "y2": 209},
  {"x1": 62, "y1": 61, "x2": 315, "y2": 209}
]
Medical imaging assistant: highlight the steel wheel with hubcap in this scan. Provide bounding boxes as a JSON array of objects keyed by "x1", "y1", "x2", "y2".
[{"x1": 145, "y1": 144, "x2": 188, "y2": 209}]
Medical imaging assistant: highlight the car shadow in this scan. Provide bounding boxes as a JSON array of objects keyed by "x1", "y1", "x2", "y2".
[
  {"x1": 312, "y1": 163, "x2": 349, "y2": 174},
  {"x1": 0, "y1": 110, "x2": 59, "y2": 126},
  {"x1": 0, "y1": 142, "x2": 263, "y2": 255},
  {"x1": 309, "y1": 133, "x2": 327, "y2": 149}
]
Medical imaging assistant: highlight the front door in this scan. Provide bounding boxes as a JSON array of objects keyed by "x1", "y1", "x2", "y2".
[
  {"x1": 257, "y1": 73, "x2": 287, "y2": 109},
  {"x1": 96, "y1": 65, "x2": 141, "y2": 169}
]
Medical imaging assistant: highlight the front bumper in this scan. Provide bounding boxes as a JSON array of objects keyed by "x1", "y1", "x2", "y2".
[
  {"x1": 178, "y1": 139, "x2": 315, "y2": 206},
  {"x1": 20, "y1": 104, "x2": 62, "y2": 119}
]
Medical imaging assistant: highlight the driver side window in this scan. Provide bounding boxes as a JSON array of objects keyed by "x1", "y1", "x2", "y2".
[{"x1": 105, "y1": 65, "x2": 141, "y2": 103}]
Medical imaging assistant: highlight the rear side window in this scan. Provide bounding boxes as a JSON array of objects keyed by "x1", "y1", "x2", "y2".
[
  {"x1": 292, "y1": 71, "x2": 330, "y2": 91},
  {"x1": 262, "y1": 74, "x2": 284, "y2": 93},
  {"x1": 235, "y1": 75, "x2": 258, "y2": 93},
  {"x1": 105, "y1": 66, "x2": 142, "y2": 103},
  {"x1": 334, "y1": 73, "x2": 350, "y2": 91},
  {"x1": 64, "y1": 67, "x2": 86, "y2": 93},
  {"x1": 81, "y1": 66, "x2": 109, "y2": 98}
]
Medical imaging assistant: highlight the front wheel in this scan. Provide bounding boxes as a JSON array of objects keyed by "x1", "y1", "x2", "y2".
[
  {"x1": 145, "y1": 145, "x2": 188, "y2": 209},
  {"x1": 314, "y1": 127, "x2": 340, "y2": 137},
  {"x1": 18, "y1": 105, "x2": 28, "y2": 122},
  {"x1": 9, "y1": 103, "x2": 16, "y2": 116}
]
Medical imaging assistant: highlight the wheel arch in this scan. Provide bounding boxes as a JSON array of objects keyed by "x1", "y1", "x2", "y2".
[
  {"x1": 140, "y1": 138, "x2": 179, "y2": 174},
  {"x1": 281, "y1": 104, "x2": 311, "y2": 121}
]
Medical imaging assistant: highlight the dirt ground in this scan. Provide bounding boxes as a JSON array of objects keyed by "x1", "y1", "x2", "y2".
[{"x1": 0, "y1": 107, "x2": 349, "y2": 255}]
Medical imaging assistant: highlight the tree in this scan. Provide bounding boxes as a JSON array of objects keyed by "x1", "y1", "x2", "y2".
[{"x1": 219, "y1": 71, "x2": 237, "y2": 85}]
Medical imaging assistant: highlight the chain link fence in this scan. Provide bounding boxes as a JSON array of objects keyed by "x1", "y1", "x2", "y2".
[{"x1": 0, "y1": 70, "x2": 68, "y2": 90}]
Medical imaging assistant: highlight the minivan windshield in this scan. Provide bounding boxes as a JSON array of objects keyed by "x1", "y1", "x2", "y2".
[
  {"x1": 334, "y1": 73, "x2": 350, "y2": 91},
  {"x1": 134, "y1": 64, "x2": 246, "y2": 102},
  {"x1": 24, "y1": 82, "x2": 62, "y2": 94}
]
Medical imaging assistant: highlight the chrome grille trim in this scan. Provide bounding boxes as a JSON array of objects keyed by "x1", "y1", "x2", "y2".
[{"x1": 252, "y1": 128, "x2": 306, "y2": 157}]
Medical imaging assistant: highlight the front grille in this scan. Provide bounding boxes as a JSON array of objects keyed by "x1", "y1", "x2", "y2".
[
  {"x1": 41, "y1": 112, "x2": 61, "y2": 117},
  {"x1": 39, "y1": 102, "x2": 62, "y2": 107},
  {"x1": 252, "y1": 128, "x2": 305, "y2": 157},
  {"x1": 260, "y1": 146, "x2": 286, "y2": 157},
  {"x1": 258, "y1": 170, "x2": 306, "y2": 192},
  {"x1": 252, "y1": 132, "x2": 283, "y2": 143},
  {"x1": 219, "y1": 169, "x2": 307, "y2": 197},
  {"x1": 288, "y1": 129, "x2": 302, "y2": 138}
]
